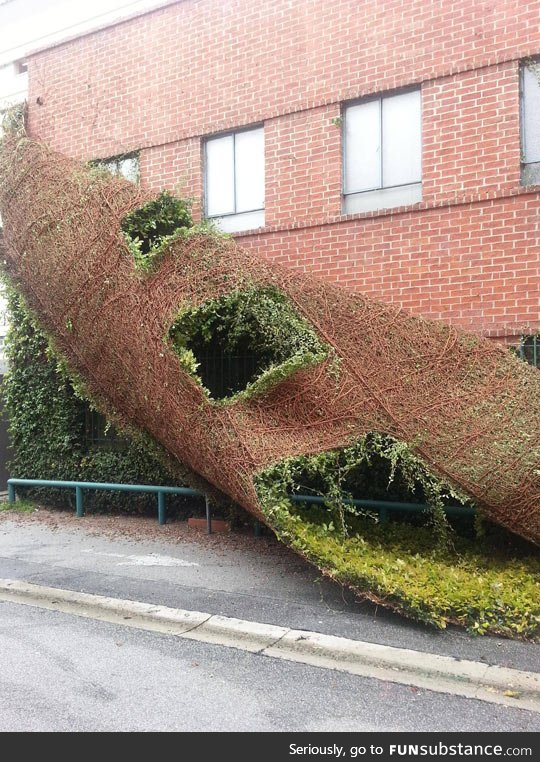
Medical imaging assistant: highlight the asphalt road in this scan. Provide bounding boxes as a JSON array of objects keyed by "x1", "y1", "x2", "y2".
[
  {"x1": 1, "y1": 600, "x2": 538, "y2": 732},
  {"x1": 0, "y1": 511, "x2": 539, "y2": 732}
]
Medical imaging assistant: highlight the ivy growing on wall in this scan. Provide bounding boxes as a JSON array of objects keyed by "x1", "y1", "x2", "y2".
[{"x1": 1, "y1": 285, "x2": 195, "y2": 514}]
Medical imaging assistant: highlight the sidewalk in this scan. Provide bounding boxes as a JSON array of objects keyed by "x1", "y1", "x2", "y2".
[{"x1": 0, "y1": 509, "x2": 540, "y2": 711}]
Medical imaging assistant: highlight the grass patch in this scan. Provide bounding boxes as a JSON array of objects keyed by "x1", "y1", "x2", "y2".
[{"x1": 0, "y1": 499, "x2": 37, "y2": 514}]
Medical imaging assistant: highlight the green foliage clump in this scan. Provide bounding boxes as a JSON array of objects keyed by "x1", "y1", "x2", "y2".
[
  {"x1": 2, "y1": 286, "x2": 191, "y2": 514},
  {"x1": 265, "y1": 502, "x2": 540, "y2": 638},
  {"x1": 3, "y1": 286, "x2": 86, "y2": 483},
  {"x1": 0, "y1": 104, "x2": 26, "y2": 138},
  {"x1": 255, "y1": 441, "x2": 540, "y2": 639},
  {"x1": 169, "y1": 286, "x2": 329, "y2": 402},
  {"x1": 121, "y1": 191, "x2": 193, "y2": 271},
  {"x1": 256, "y1": 434, "x2": 471, "y2": 543}
]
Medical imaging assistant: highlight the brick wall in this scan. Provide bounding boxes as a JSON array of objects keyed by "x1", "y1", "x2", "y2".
[
  {"x1": 25, "y1": 0, "x2": 540, "y2": 338},
  {"x1": 239, "y1": 195, "x2": 540, "y2": 336}
]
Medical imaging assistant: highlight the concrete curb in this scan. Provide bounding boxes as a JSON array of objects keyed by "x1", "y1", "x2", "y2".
[
  {"x1": 0, "y1": 579, "x2": 210, "y2": 634},
  {"x1": 265, "y1": 630, "x2": 540, "y2": 712},
  {"x1": 1, "y1": 578, "x2": 539, "y2": 713}
]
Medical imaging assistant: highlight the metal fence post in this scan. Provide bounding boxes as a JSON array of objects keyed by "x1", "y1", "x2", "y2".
[
  {"x1": 157, "y1": 491, "x2": 166, "y2": 525},
  {"x1": 7, "y1": 482, "x2": 15, "y2": 503},
  {"x1": 205, "y1": 496, "x2": 212, "y2": 534},
  {"x1": 75, "y1": 486, "x2": 84, "y2": 517}
]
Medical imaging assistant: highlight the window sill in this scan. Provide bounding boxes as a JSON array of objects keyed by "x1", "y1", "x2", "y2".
[
  {"x1": 209, "y1": 209, "x2": 265, "y2": 234},
  {"x1": 232, "y1": 199, "x2": 426, "y2": 237},
  {"x1": 343, "y1": 183, "x2": 422, "y2": 215}
]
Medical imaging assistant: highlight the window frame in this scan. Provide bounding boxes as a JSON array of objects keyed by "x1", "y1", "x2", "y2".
[
  {"x1": 203, "y1": 124, "x2": 265, "y2": 222},
  {"x1": 342, "y1": 86, "x2": 423, "y2": 213}
]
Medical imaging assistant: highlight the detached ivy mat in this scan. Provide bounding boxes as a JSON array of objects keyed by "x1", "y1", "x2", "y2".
[{"x1": 262, "y1": 502, "x2": 540, "y2": 639}]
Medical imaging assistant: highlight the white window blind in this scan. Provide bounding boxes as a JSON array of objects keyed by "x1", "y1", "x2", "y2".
[
  {"x1": 344, "y1": 89, "x2": 422, "y2": 213},
  {"x1": 205, "y1": 126, "x2": 265, "y2": 233},
  {"x1": 205, "y1": 135, "x2": 235, "y2": 217},
  {"x1": 345, "y1": 98, "x2": 381, "y2": 192},
  {"x1": 521, "y1": 64, "x2": 540, "y2": 185}
]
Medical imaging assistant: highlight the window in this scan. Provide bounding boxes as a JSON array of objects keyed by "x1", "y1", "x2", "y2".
[
  {"x1": 521, "y1": 62, "x2": 540, "y2": 185},
  {"x1": 343, "y1": 89, "x2": 422, "y2": 214},
  {"x1": 95, "y1": 153, "x2": 139, "y2": 183},
  {"x1": 84, "y1": 406, "x2": 126, "y2": 449},
  {"x1": 516, "y1": 335, "x2": 540, "y2": 368},
  {"x1": 204, "y1": 126, "x2": 265, "y2": 233}
]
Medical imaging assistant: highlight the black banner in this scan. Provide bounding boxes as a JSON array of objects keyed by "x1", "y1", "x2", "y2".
[{"x1": 19, "y1": 731, "x2": 538, "y2": 758}]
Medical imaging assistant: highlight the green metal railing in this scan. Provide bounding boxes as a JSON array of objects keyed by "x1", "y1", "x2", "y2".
[
  {"x1": 7, "y1": 478, "x2": 210, "y2": 528},
  {"x1": 7, "y1": 478, "x2": 475, "y2": 532},
  {"x1": 288, "y1": 493, "x2": 475, "y2": 522}
]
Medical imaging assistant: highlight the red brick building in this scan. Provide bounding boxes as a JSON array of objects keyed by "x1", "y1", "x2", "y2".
[{"x1": 22, "y1": 0, "x2": 540, "y2": 344}]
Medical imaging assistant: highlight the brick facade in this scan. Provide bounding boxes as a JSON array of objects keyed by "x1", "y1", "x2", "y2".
[{"x1": 25, "y1": 0, "x2": 540, "y2": 338}]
